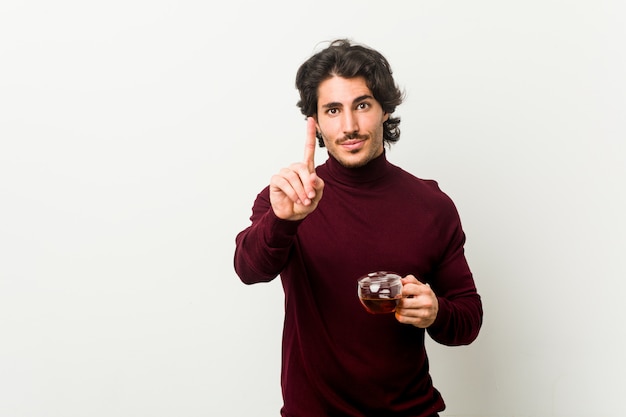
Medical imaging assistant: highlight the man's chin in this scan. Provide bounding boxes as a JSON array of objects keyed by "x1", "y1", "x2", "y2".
[{"x1": 335, "y1": 154, "x2": 369, "y2": 169}]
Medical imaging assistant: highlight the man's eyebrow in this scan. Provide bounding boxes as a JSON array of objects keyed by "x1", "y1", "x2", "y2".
[
  {"x1": 320, "y1": 95, "x2": 375, "y2": 109},
  {"x1": 353, "y1": 94, "x2": 374, "y2": 104},
  {"x1": 321, "y1": 101, "x2": 342, "y2": 110}
]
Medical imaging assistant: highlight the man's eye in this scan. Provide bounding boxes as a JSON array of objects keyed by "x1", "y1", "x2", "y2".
[
  {"x1": 327, "y1": 108, "x2": 338, "y2": 115},
  {"x1": 357, "y1": 102, "x2": 370, "y2": 110}
]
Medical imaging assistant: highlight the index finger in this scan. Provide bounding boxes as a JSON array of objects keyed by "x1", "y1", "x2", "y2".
[
  {"x1": 401, "y1": 275, "x2": 421, "y2": 285},
  {"x1": 303, "y1": 117, "x2": 317, "y2": 172}
]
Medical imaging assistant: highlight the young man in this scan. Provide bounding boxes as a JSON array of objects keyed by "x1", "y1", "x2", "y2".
[{"x1": 234, "y1": 39, "x2": 482, "y2": 417}]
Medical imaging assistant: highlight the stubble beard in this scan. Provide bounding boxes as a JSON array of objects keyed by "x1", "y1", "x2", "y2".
[{"x1": 319, "y1": 128, "x2": 384, "y2": 169}]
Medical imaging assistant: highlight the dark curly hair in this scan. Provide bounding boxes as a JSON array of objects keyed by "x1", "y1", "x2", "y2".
[{"x1": 295, "y1": 39, "x2": 404, "y2": 147}]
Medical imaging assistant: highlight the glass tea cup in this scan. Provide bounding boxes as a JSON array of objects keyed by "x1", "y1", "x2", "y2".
[{"x1": 357, "y1": 271, "x2": 403, "y2": 314}]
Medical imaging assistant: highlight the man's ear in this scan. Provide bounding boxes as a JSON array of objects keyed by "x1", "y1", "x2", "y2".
[{"x1": 313, "y1": 115, "x2": 322, "y2": 137}]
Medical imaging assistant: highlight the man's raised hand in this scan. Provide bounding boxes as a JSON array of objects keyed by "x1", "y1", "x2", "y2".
[{"x1": 269, "y1": 117, "x2": 325, "y2": 221}]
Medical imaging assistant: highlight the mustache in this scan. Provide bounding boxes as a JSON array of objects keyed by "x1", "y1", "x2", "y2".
[{"x1": 339, "y1": 132, "x2": 368, "y2": 142}]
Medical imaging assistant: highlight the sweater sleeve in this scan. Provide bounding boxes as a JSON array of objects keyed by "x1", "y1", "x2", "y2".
[
  {"x1": 426, "y1": 203, "x2": 483, "y2": 346},
  {"x1": 234, "y1": 187, "x2": 302, "y2": 284}
]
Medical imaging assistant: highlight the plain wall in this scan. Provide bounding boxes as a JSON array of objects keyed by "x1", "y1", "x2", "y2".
[{"x1": 1, "y1": 1, "x2": 625, "y2": 416}]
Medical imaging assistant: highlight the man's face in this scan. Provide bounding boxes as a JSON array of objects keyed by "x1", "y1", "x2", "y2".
[{"x1": 315, "y1": 76, "x2": 389, "y2": 168}]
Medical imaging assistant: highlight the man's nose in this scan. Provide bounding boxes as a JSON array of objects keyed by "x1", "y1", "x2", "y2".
[{"x1": 342, "y1": 112, "x2": 359, "y2": 136}]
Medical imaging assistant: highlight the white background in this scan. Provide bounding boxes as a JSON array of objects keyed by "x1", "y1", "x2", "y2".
[{"x1": 1, "y1": 1, "x2": 625, "y2": 416}]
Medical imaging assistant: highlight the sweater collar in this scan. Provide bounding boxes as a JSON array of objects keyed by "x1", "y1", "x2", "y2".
[{"x1": 322, "y1": 150, "x2": 391, "y2": 185}]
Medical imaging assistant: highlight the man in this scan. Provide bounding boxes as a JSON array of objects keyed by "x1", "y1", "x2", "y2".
[{"x1": 234, "y1": 39, "x2": 482, "y2": 417}]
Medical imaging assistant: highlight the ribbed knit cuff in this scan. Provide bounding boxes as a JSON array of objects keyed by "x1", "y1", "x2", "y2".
[{"x1": 262, "y1": 209, "x2": 303, "y2": 248}]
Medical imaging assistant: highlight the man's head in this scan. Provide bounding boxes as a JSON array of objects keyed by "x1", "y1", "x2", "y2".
[{"x1": 295, "y1": 39, "x2": 404, "y2": 149}]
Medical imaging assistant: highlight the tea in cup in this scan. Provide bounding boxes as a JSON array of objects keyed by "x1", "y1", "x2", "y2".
[{"x1": 357, "y1": 271, "x2": 403, "y2": 314}]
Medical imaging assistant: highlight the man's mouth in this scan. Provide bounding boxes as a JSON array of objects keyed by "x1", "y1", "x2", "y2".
[
  {"x1": 340, "y1": 140, "x2": 366, "y2": 152},
  {"x1": 338, "y1": 135, "x2": 368, "y2": 151}
]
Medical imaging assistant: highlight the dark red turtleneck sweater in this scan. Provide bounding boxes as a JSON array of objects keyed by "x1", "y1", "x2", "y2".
[{"x1": 234, "y1": 152, "x2": 482, "y2": 417}]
